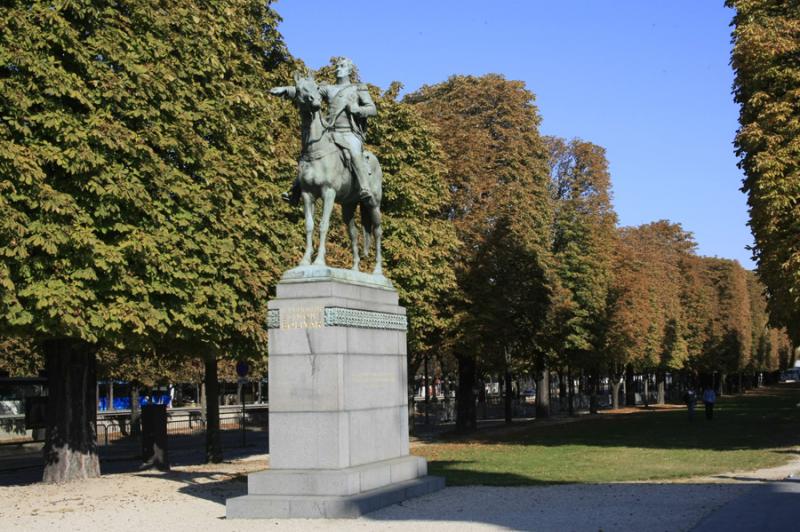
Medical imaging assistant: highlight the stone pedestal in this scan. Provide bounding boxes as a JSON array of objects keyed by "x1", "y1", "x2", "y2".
[{"x1": 226, "y1": 267, "x2": 444, "y2": 519}]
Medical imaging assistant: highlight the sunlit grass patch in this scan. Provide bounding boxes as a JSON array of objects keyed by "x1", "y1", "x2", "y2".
[{"x1": 413, "y1": 385, "x2": 800, "y2": 485}]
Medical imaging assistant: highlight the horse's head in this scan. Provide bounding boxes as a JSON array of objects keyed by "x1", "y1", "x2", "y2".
[{"x1": 293, "y1": 72, "x2": 322, "y2": 111}]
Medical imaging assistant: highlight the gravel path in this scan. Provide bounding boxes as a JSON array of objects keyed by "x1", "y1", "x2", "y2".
[{"x1": 5, "y1": 453, "x2": 796, "y2": 532}]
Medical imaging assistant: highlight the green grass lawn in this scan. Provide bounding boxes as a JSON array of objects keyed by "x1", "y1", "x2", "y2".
[{"x1": 412, "y1": 384, "x2": 800, "y2": 485}]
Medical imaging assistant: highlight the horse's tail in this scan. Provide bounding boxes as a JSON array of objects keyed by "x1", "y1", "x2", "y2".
[{"x1": 360, "y1": 202, "x2": 373, "y2": 257}]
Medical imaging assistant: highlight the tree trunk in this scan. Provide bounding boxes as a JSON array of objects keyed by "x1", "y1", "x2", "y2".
[
  {"x1": 643, "y1": 373, "x2": 650, "y2": 408},
  {"x1": 108, "y1": 381, "x2": 115, "y2": 412},
  {"x1": 589, "y1": 371, "x2": 598, "y2": 414},
  {"x1": 611, "y1": 372, "x2": 622, "y2": 410},
  {"x1": 408, "y1": 383, "x2": 416, "y2": 437},
  {"x1": 408, "y1": 358, "x2": 417, "y2": 435},
  {"x1": 557, "y1": 369, "x2": 566, "y2": 404},
  {"x1": 455, "y1": 354, "x2": 477, "y2": 433},
  {"x1": 535, "y1": 362, "x2": 550, "y2": 419},
  {"x1": 42, "y1": 339, "x2": 101, "y2": 483},
  {"x1": 625, "y1": 364, "x2": 636, "y2": 407},
  {"x1": 656, "y1": 371, "x2": 666, "y2": 405},
  {"x1": 424, "y1": 354, "x2": 430, "y2": 425},
  {"x1": 200, "y1": 382, "x2": 207, "y2": 423},
  {"x1": 567, "y1": 366, "x2": 574, "y2": 416},
  {"x1": 504, "y1": 369, "x2": 513, "y2": 424},
  {"x1": 204, "y1": 356, "x2": 222, "y2": 463},
  {"x1": 130, "y1": 383, "x2": 141, "y2": 436}
]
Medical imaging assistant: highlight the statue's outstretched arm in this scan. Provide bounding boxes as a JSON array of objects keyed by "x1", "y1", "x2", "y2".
[{"x1": 269, "y1": 86, "x2": 296, "y2": 99}]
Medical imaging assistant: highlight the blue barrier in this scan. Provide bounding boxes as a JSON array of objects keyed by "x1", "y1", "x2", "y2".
[
  {"x1": 98, "y1": 394, "x2": 171, "y2": 411},
  {"x1": 114, "y1": 397, "x2": 130, "y2": 410}
]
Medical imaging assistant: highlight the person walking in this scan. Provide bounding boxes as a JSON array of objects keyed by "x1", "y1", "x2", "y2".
[
  {"x1": 684, "y1": 388, "x2": 697, "y2": 421},
  {"x1": 703, "y1": 387, "x2": 716, "y2": 420}
]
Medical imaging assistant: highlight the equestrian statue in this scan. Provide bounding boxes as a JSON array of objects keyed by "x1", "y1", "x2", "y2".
[{"x1": 269, "y1": 57, "x2": 384, "y2": 275}]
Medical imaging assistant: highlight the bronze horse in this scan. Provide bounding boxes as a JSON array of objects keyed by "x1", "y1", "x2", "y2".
[{"x1": 289, "y1": 73, "x2": 384, "y2": 275}]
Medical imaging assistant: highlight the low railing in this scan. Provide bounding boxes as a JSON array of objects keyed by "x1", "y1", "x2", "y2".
[
  {"x1": 95, "y1": 406, "x2": 268, "y2": 446},
  {"x1": 0, "y1": 405, "x2": 268, "y2": 446}
]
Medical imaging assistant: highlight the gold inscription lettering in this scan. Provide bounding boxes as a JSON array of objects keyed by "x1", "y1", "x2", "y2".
[{"x1": 280, "y1": 306, "x2": 324, "y2": 329}]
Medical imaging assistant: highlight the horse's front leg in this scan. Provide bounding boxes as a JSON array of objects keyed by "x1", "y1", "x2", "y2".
[
  {"x1": 300, "y1": 191, "x2": 315, "y2": 266},
  {"x1": 313, "y1": 187, "x2": 336, "y2": 266},
  {"x1": 342, "y1": 203, "x2": 359, "y2": 272}
]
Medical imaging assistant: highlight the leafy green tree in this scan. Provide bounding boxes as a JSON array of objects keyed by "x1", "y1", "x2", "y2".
[
  {"x1": 545, "y1": 137, "x2": 617, "y2": 414},
  {"x1": 464, "y1": 191, "x2": 553, "y2": 423},
  {"x1": 769, "y1": 327, "x2": 794, "y2": 371},
  {"x1": 0, "y1": 0, "x2": 293, "y2": 480},
  {"x1": 698, "y1": 257, "x2": 753, "y2": 392},
  {"x1": 638, "y1": 222, "x2": 695, "y2": 403},
  {"x1": 603, "y1": 222, "x2": 694, "y2": 407},
  {"x1": 406, "y1": 74, "x2": 553, "y2": 431},
  {"x1": 678, "y1": 254, "x2": 715, "y2": 379},
  {"x1": 747, "y1": 270, "x2": 771, "y2": 381},
  {"x1": 728, "y1": 0, "x2": 800, "y2": 345},
  {"x1": 363, "y1": 81, "x2": 458, "y2": 382},
  {"x1": 604, "y1": 226, "x2": 656, "y2": 408}
]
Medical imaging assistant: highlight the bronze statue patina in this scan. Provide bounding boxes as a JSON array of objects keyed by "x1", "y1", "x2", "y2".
[{"x1": 270, "y1": 58, "x2": 384, "y2": 275}]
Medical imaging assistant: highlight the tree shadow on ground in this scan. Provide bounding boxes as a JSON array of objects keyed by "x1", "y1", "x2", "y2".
[
  {"x1": 0, "y1": 428, "x2": 267, "y2": 487},
  {"x1": 360, "y1": 478, "x2": 765, "y2": 531},
  {"x1": 137, "y1": 468, "x2": 249, "y2": 504},
  {"x1": 427, "y1": 460, "x2": 572, "y2": 486}
]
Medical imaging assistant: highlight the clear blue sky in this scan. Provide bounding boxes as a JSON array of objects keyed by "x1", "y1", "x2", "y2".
[{"x1": 273, "y1": 0, "x2": 753, "y2": 268}]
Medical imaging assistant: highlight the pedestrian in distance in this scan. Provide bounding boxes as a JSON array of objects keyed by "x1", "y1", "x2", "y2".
[
  {"x1": 703, "y1": 387, "x2": 716, "y2": 420},
  {"x1": 683, "y1": 388, "x2": 697, "y2": 421}
]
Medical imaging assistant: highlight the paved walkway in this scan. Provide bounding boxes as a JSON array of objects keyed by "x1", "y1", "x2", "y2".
[
  {"x1": 692, "y1": 478, "x2": 800, "y2": 531},
  {"x1": 4, "y1": 454, "x2": 799, "y2": 531}
]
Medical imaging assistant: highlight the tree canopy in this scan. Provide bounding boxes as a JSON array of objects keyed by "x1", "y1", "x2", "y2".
[
  {"x1": 545, "y1": 137, "x2": 617, "y2": 380},
  {"x1": 728, "y1": 0, "x2": 800, "y2": 344},
  {"x1": 0, "y1": 0, "x2": 300, "y2": 480},
  {"x1": 0, "y1": 0, "x2": 298, "y2": 358},
  {"x1": 406, "y1": 74, "x2": 554, "y2": 427}
]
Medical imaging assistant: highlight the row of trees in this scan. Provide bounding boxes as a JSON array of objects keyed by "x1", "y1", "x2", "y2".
[
  {"x1": 401, "y1": 74, "x2": 793, "y2": 429},
  {"x1": 0, "y1": 1, "x2": 794, "y2": 481}
]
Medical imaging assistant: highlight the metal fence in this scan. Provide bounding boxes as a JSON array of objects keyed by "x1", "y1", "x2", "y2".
[
  {"x1": 0, "y1": 405, "x2": 269, "y2": 446},
  {"x1": 95, "y1": 406, "x2": 268, "y2": 446}
]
